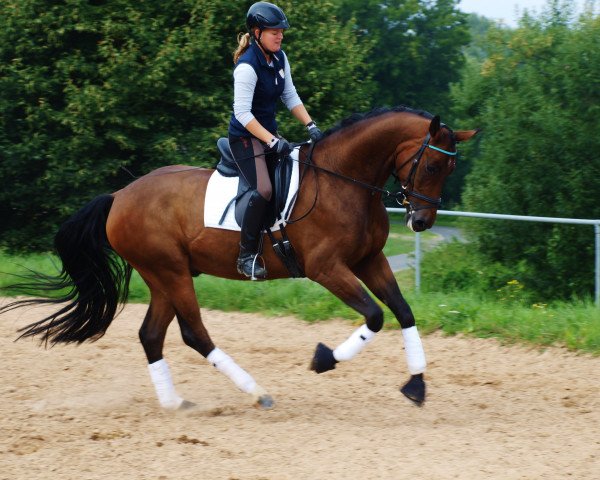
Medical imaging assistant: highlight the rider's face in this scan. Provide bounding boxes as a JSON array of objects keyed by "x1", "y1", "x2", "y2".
[{"x1": 255, "y1": 28, "x2": 284, "y2": 53}]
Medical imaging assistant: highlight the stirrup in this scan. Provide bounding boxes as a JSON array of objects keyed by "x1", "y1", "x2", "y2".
[{"x1": 237, "y1": 254, "x2": 267, "y2": 280}]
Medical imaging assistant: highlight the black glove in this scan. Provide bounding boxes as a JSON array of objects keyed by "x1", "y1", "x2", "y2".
[
  {"x1": 270, "y1": 137, "x2": 293, "y2": 156},
  {"x1": 307, "y1": 121, "x2": 324, "y2": 142}
]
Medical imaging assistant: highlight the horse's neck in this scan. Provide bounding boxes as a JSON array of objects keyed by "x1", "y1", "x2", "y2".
[{"x1": 316, "y1": 115, "x2": 417, "y2": 187}]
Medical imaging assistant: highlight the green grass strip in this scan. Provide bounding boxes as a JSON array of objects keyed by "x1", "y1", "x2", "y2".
[{"x1": 2, "y1": 250, "x2": 599, "y2": 355}]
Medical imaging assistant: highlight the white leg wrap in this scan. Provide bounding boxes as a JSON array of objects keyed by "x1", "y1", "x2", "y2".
[
  {"x1": 333, "y1": 324, "x2": 376, "y2": 362},
  {"x1": 148, "y1": 359, "x2": 184, "y2": 410},
  {"x1": 402, "y1": 326, "x2": 427, "y2": 375},
  {"x1": 207, "y1": 348, "x2": 257, "y2": 394}
]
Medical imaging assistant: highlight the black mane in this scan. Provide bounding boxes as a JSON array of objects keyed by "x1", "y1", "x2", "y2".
[{"x1": 324, "y1": 106, "x2": 434, "y2": 137}]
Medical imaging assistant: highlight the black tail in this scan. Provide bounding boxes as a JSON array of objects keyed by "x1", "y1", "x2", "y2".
[{"x1": 0, "y1": 194, "x2": 132, "y2": 345}]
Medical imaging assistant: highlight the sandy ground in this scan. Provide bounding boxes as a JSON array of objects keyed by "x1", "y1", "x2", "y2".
[{"x1": 1, "y1": 300, "x2": 599, "y2": 480}]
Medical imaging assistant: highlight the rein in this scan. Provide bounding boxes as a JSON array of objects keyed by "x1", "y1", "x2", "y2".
[{"x1": 289, "y1": 132, "x2": 457, "y2": 220}]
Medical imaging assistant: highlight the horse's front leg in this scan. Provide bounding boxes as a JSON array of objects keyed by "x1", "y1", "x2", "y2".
[
  {"x1": 353, "y1": 251, "x2": 426, "y2": 405},
  {"x1": 308, "y1": 262, "x2": 385, "y2": 373}
]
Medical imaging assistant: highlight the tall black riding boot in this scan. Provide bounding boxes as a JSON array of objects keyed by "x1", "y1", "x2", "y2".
[{"x1": 237, "y1": 190, "x2": 268, "y2": 279}]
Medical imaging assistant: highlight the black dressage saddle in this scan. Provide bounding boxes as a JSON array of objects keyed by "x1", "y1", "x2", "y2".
[{"x1": 215, "y1": 137, "x2": 295, "y2": 228}]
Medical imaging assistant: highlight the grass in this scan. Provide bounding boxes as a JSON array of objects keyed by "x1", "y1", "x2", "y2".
[
  {"x1": 382, "y1": 221, "x2": 438, "y2": 256},
  {"x1": 2, "y1": 241, "x2": 599, "y2": 355},
  {"x1": 400, "y1": 289, "x2": 600, "y2": 354}
]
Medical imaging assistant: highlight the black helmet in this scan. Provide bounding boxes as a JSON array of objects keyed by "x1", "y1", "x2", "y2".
[{"x1": 246, "y1": 2, "x2": 290, "y2": 31}]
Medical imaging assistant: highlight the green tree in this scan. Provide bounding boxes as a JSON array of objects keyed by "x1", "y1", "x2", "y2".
[
  {"x1": 0, "y1": 0, "x2": 373, "y2": 252},
  {"x1": 335, "y1": 0, "x2": 471, "y2": 114},
  {"x1": 452, "y1": 2, "x2": 600, "y2": 299},
  {"x1": 461, "y1": 13, "x2": 500, "y2": 61},
  {"x1": 443, "y1": 13, "x2": 502, "y2": 207},
  {"x1": 268, "y1": 0, "x2": 374, "y2": 139}
]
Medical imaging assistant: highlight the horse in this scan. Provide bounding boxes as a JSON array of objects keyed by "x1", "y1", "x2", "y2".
[{"x1": 0, "y1": 106, "x2": 478, "y2": 410}]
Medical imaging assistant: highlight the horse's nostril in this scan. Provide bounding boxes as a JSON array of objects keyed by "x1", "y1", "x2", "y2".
[{"x1": 412, "y1": 219, "x2": 427, "y2": 231}]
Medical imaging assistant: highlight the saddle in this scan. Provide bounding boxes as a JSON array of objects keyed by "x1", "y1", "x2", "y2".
[
  {"x1": 214, "y1": 138, "x2": 303, "y2": 278},
  {"x1": 215, "y1": 138, "x2": 295, "y2": 227}
]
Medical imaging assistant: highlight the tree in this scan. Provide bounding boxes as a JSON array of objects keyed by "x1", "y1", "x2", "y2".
[
  {"x1": 451, "y1": 2, "x2": 600, "y2": 299},
  {"x1": 0, "y1": 0, "x2": 373, "y2": 251},
  {"x1": 443, "y1": 13, "x2": 502, "y2": 207},
  {"x1": 267, "y1": 0, "x2": 375, "y2": 139},
  {"x1": 335, "y1": 0, "x2": 471, "y2": 114}
]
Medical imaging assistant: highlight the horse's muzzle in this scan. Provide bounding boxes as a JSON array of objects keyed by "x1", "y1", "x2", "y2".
[{"x1": 405, "y1": 211, "x2": 433, "y2": 232}]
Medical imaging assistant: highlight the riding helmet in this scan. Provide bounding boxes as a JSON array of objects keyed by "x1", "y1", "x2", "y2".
[{"x1": 246, "y1": 2, "x2": 290, "y2": 31}]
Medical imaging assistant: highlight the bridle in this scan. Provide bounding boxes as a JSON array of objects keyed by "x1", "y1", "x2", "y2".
[
  {"x1": 395, "y1": 132, "x2": 457, "y2": 211},
  {"x1": 288, "y1": 131, "x2": 457, "y2": 222}
]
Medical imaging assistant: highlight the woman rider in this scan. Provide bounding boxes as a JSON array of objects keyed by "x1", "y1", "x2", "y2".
[{"x1": 229, "y1": 2, "x2": 323, "y2": 279}]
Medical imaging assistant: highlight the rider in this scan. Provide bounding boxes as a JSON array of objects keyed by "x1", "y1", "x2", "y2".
[{"x1": 229, "y1": 1, "x2": 324, "y2": 279}]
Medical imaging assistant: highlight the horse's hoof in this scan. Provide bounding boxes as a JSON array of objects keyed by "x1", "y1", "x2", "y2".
[
  {"x1": 255, "y1": 394, "x2": 275, "y2": 410},
  {"x1": 400, "y1": 374, "x2": 426, "y2": 406},
  {"x1": 310, "y1": 342, "x2": 338, "y2": 374},
  {"x1": 178, "y1": 400, "x2": 197, "y2": 410}
]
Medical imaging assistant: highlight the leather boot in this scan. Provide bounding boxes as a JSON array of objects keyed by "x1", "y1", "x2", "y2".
[{"x1": 237, "y1": 190, "x2": 268, "y2": 279}]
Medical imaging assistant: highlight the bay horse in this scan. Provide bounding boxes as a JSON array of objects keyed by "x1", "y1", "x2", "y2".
[{"x1": 1, "y1": 106, "x2": 477, "y2": 410}]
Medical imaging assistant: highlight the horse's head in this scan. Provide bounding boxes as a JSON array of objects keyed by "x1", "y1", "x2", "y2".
[{"x1": 395, "y1": 115, "x2": 478, "y2": 232}]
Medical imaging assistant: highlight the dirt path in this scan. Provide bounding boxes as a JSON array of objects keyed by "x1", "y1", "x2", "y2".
[{"x1": 1, "y1": 301, "x2": 599, "y2": 479}]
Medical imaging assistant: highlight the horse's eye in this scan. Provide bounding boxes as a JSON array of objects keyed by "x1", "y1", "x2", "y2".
[{"x1": 425, "y1": 164, "x2": 439, "y2": 174}]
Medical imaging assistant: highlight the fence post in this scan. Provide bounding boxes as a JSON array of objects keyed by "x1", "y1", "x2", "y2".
[
  {"x1": 595, "y1": 223, "x2": 599, "y2": 307},
  {"x1": 415, "y1": 231, "x2": 421, "y2": 293}
]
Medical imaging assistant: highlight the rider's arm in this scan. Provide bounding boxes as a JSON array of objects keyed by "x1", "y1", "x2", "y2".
[
  {"x1": 281, "y1": 53, "x2": 313, "y2": 127},
  {"x1": 244, "y1": 118, "x2": 277, "y2": 145},
  {"x1": 290, "y1": 104, "x2": 312, "y2": 128}
]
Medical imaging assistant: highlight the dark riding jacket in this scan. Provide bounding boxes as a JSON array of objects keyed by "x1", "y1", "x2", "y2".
[{"x1": 228, "y1": 41, "x2": 286, "y2": 138}]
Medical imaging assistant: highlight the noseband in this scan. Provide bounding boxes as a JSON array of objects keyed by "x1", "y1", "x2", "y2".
[{"x1": 396, "y1": 132, "x2": 457, "y2": 211}]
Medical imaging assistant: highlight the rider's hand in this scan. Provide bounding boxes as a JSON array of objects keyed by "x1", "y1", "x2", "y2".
[
  {"x1": 269, "y1": 137, "x2": 293, "y2": 156},
  {"x1": 307, "y1": 121, "x2": 324, "y2": 142}
]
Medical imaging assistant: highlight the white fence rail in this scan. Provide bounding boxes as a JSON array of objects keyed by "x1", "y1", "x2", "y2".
[{"x1": 386, "y1": 208, "x2": 600, "y2": 306}]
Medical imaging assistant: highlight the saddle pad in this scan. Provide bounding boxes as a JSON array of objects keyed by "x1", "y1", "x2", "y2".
[{"x1": 204, "y1": 148, "x2": 300, "y2": 232}]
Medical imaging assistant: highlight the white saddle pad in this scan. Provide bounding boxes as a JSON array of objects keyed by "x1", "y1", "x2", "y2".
[{"x1": 204, "y1": 148, "x2": 300, "y2": 231}]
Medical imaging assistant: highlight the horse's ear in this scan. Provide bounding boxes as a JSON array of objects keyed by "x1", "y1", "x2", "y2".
[
  {"x1": 429, "y1": 115, "x2": 441, "y2": 137},
  {"x1": 454, "y1": 128, "x2": 481, "y2": 143}
]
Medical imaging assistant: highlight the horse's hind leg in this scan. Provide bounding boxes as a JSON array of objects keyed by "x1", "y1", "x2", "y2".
[
  {"x1": 159, "y1": 274, "x2": 274, "y2": 409},
  {"x1": 139, "y1": 289, "x2": 193, "y2": 410},
  {"x1": 174, "y1": 313, "x2": 273, "y2": 409},
  {"x1": 353, "y1": 251, "x2": 426, "y2": 405}
]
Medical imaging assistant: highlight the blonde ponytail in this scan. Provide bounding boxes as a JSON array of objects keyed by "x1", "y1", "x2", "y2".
[{"x1": 233, "y1": 33, "x2": 251, "y2": 64}]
